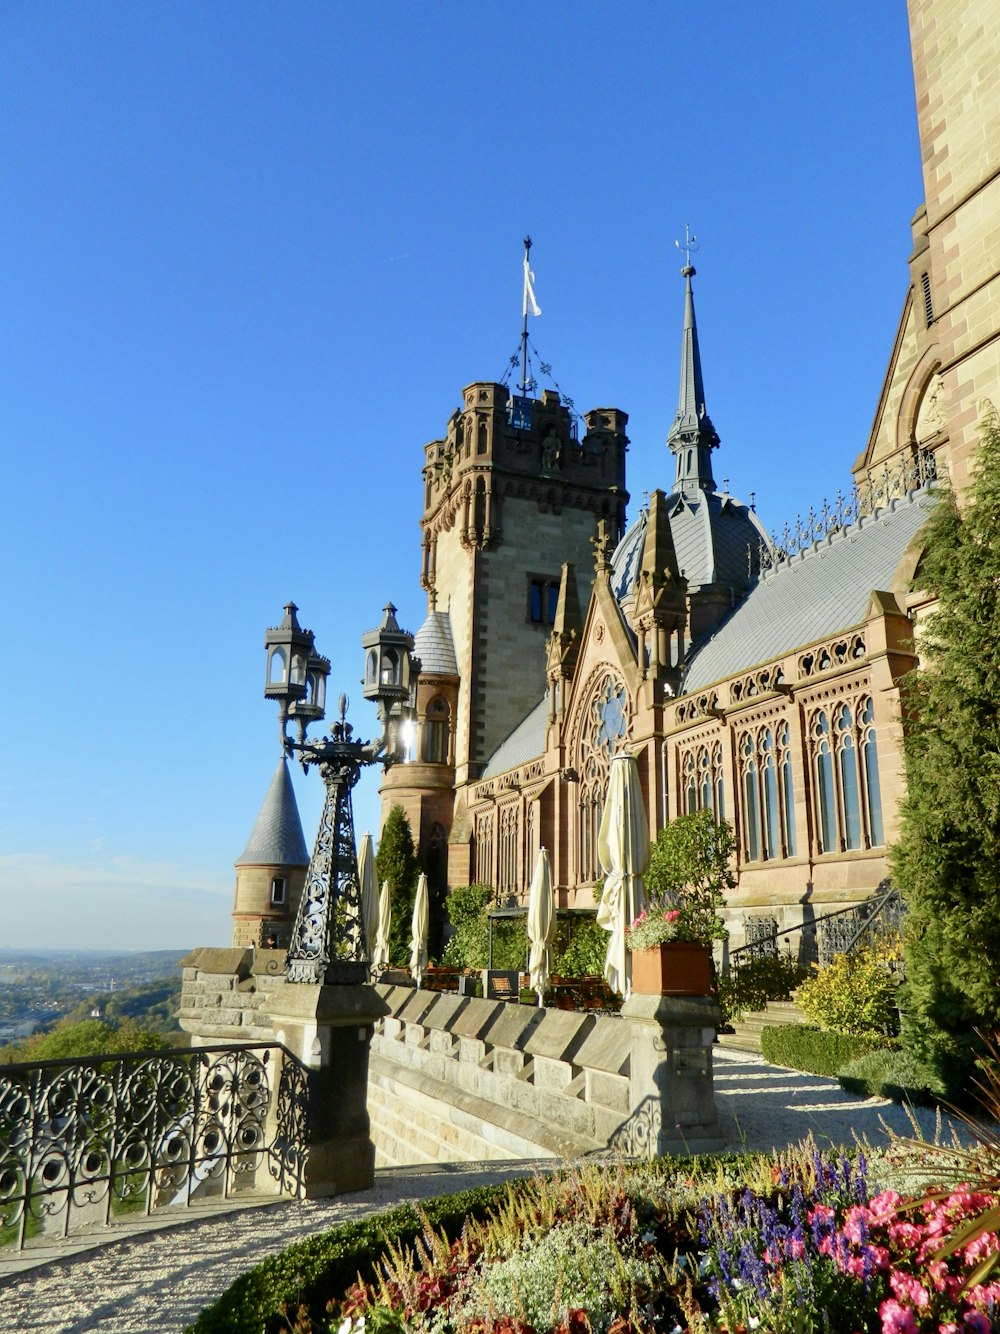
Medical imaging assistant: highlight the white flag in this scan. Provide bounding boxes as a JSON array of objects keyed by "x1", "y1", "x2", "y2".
[{"x1": 523, "y1": 255, "x2": 541, "y2": 317}]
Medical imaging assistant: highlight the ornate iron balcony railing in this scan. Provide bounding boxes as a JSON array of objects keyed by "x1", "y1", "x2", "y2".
[{"x1": 0, "y1": 1042, "x2": 306, "y2": 1253}]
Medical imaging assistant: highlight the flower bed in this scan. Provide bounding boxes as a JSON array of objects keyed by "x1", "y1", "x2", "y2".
[{"x1": 196, "y1": 1134, "x2": 1000, "y2": 1334}]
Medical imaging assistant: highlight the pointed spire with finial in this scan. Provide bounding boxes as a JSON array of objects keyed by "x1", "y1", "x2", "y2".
[{"x1": 666, "y1": 227, "x2": 720, "y2": 496}]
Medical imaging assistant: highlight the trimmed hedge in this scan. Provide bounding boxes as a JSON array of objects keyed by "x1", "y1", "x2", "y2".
[
  {"x1": 760, "y1": 1023, "x2": 899, "y2": 1077},
  {"x1": 838, "y1": 1048, "x2": 945, "y2": 1107},
  {"x1": 187, "y1": 1182, "x2": 520, "y2": 1334}
]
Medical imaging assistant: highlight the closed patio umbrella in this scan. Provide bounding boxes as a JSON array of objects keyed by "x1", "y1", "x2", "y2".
[
  {"x1": 596, "y1": 751, "x2": 651, "y2": 997},
  {"x1": 357, "y1": 832, "x2": 378, "y2": 967},
  {"x1": 410, "y1": 872, "x2": 429, "y2": 988},
  {"x1": 373, "y1": 878, "x2": 392, "y2": 974},
  {"x1": 527, "y1": 847, "x2": 555, "y2": 1006}
]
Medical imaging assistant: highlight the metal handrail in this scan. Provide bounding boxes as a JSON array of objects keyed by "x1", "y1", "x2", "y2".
[{"x1": 728, "y1": 879, "x2": 902, "y2": 973}]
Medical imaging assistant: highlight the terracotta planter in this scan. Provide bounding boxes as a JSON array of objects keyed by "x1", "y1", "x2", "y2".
[{"x1": 630, "y1": 943, "x2": 713, "y2": 996}]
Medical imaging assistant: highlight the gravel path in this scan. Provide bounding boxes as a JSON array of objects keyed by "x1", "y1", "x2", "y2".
[{"x1": 0, "y1": 1051, "x2": 966, "y2": 1334}]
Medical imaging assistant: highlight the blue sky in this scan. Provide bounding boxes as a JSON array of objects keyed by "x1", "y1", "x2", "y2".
[{"x1": 0, "y1": 2, "x2": 921, "y2": 950}]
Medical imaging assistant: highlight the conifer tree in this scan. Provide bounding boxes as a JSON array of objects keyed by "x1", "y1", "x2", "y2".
[
  {"x1": 374, "y1": 804, "x2": 419, "y2": 967},
  {"x1": 892, "y1": 411, "x2": 1000, "y2": 1095}
]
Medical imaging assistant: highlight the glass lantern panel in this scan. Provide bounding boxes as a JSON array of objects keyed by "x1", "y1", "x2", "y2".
[{"x1": 268, "y1": 648, "x2": 287, "y2": 683}]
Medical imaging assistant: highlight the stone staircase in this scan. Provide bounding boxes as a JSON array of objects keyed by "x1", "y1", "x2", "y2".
[{"x1": 716, "y1": 999, "x2": 808, "y2": 1054}]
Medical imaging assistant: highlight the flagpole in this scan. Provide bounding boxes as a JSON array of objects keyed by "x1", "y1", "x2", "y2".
[{"x1": 520, "y1": 234, "x2": 531, "y2": 396}]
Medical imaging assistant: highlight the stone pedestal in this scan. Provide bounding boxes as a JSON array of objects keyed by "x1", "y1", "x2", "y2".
[
  {"x1": 264, "y1": 979, "x2": 390, "y2": 1197},
  {"x1": 617, "y1": 992, "x2": 723, "y2": 1158}
]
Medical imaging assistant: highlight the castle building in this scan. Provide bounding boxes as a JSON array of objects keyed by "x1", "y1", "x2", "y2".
[{"x1": 375, "y1": 0, "x2": 1000, "y2": 947}]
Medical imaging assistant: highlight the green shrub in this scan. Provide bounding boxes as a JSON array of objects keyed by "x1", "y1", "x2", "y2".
[
  {"x1": 553, "y1": 916, "x2": 606, "y2": 978},
  {"x1": 760, "y1": 1023, "x2": 899, "y2": 1077},
  {"x1": 716, "y1": 952, "x2": 808, "y2": 1025},
  {"x1": 440, "y1": 882, "x2": 494, "y2": 969},
  {"x1": 794, "y1": 946, "x2": 900, "y2": 1037},
  {"x1": 838, "y1": 1047, "x2": 945, "y2": 1106},
  {"x1": 187, "y1": 1183, "x2": 518, "y2": 1334}
]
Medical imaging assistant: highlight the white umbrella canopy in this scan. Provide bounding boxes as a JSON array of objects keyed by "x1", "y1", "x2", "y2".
[
  {"x1": 357, "y1": 833, "x2": 379, "y2": 966},
  {"x1": 373, "y1": 878, "x2": 392, "y2": 973},
  {"x1": 596, "y1": 752, "x2": 651, "y2": 997},
  {"x1": 410, "y1": 872, "x2": 429, "y2": 987},
  {"x1": 527, "y1": 847, "x2": 555, "y2": 1006}
]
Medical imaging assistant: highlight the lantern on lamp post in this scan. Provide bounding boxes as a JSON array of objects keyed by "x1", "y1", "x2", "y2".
[{"x1": 263, "y1": 601, "x2": 418, "y2": 985}]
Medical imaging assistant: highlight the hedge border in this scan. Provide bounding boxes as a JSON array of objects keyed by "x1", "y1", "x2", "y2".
[
  {"x1": 759, "y1": 1023, "x2": 899, "y2": 1077},
  {"x1": 186, "y1": 1182, "x2": 520, "y2": 1334}
]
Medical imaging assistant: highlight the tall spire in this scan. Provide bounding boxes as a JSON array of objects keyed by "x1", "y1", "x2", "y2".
[{"x1": 666, "y1": 251, "x2": 720, "y2": 497}]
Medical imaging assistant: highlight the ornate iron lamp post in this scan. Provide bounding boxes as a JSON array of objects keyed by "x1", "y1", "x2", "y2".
[{"x1": 263, "y1": 601, "x2": 417, "y2": 984}]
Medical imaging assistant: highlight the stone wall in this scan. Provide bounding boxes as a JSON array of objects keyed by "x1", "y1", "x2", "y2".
[
  {"x1": 177, "y1": 947, "x2": 285, "y2": 1043},
  {"x1": 369, "y1": 984, "x2": 722, "y2": 1167}
]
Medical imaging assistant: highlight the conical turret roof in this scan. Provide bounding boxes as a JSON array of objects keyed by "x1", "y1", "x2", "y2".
[{"x1": 235, "y1": 757, "x2": 310, "y2": 867}]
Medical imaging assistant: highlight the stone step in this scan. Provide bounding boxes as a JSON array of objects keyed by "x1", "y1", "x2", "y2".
[{"x1": 716, "y1": 999, "x2": 808, "y2": 1054}]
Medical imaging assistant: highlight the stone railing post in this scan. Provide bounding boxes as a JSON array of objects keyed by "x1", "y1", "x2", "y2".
[
  {"x1": 617, "y1": 993, "x2": 723, "y2": 1158},
  {"x1": 263, "y1": 979, "x2": 390, "y2": 1197}
]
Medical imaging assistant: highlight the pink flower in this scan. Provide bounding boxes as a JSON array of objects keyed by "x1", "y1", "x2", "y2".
[
  {"x1": 870, "y1": 1191, "x2": 905, "y2": 1222},
  {"x1": 663, "y1": 909, "x2": 681, "y2": 923},
  {"x1": 963, "y1": 1232, "x2": 1000, "y2": 1265},
  {"x1": 889, "y1": 1271, "x2": 931, "y2": 1309},
  {"x1": 888, "y1": 1221, "x2": 924, "y2": 1251},
  {"x1": 879, "y1": 1298, "x2": 918, "y2": 1333}
]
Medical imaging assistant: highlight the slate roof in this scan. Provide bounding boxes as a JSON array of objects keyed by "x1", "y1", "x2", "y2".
[
  {"x1": 414, "y1": 610, "x2": 459, "y2": 676},
  {"x1": 481, "y1": 695, "x2": 549, "y2": 778},
  {"x1": 236, "y1": 757, "x2": 310, "y2": 867},
  {"x1": 682, "y1": 487, "x2": 936, "y2": 692},
  {"x1": 610, "y1": 488, "x2": 766, "y2": 599}
]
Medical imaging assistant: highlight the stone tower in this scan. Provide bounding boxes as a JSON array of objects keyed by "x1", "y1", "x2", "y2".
[
  {"x1": 232, "y1": 757, "x2": 310, "y2": 948},
  {"x1": 416, "y1": 383, "x2": 629, "y2": 782},
  {"x1": 381, "y1": 380, "x2": 629, "y2": 884}
]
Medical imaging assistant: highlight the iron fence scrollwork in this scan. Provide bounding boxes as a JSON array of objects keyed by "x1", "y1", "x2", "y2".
[{"x1": 0, "y1": 1042, "x2": 306, "y2": 1253}]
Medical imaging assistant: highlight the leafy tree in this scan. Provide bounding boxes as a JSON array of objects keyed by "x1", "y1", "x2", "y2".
[
  {"x1": 644, "y1": 808, "x2": 734, "y2": 944},
  {"x1": 0, "y1": 1017, "x2": 168, "y2": 1065},
  {"x1": 375, "y1": 804, "x2": 420, "y2": 967},
  {"x1": 440, "y1": 882, "x2": 494, "y2": 969},
  {"x1": 892, "y1": 411, "x2": 1000, "y2": 1095}
]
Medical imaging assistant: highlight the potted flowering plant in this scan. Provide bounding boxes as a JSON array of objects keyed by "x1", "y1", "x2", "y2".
[{"x1": 626, "y1": 905, "x2": 714, "y2": 995}]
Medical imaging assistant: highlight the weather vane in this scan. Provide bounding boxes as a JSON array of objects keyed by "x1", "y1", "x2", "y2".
[{"x1": 675, "y1": 224, "x2": 698, "y2": 269}]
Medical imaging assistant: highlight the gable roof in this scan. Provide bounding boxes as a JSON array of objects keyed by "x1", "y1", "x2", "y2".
[{"x1": 682, "y1": 487, "x2": 936, "y2": 692}]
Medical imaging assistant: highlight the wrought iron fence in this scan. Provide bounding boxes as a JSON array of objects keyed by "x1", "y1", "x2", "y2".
[
  {"x1": 0, "y1": 1043, "x2": 306, "y2": 1253},
  {"x1": 728, "y1": 881, "x2": 905, "y2": 980}
]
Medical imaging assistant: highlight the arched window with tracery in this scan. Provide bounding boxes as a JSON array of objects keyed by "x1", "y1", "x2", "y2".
[
  {"x1": 807, "y1": 696, "x2": 884, "y2": 854},
  {"x1": 474, "y1": 811, "x2": 494, "y2": 887},
  {"x1": 576, "y1": 672, "x2": 630, "y2": 882},
  {"x1": 497, "y1": 803, "x2": 520, "y2": 897},
  {"x1": 860, "y1": 697, "x2": 884, "y2": 847},
  {"x1": 737, "y1": 724, "x2": 794, "y2": 862},
  {"x1": 679, "y1": 741, "x2": 726, "y2": 822},
  {"x1": 778, "y1": 721, "x2": 796, "y2": 857}
]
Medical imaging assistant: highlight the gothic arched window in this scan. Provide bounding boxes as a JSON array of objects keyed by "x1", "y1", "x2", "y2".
[{"x1": 576, "y1": 672, "x2": 630, "y2": 882}]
